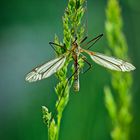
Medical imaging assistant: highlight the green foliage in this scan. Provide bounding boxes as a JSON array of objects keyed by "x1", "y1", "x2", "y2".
[
  {"x1": 104, "y1": 0, "x2": 134, "y2": 140},
  {"x1": 42, "y1": 106, "x2": 57, "y2": 140},
  {"x1": 42, "y1": 0, "x2": 86, "y2": 140},
  {"x1": 104, "y1": 87, "x2": 117, "y2": 121}
]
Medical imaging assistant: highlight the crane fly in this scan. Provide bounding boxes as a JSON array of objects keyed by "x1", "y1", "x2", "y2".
[{"x1": 25, "y1": 34, "x2": 136, "y2": 91}]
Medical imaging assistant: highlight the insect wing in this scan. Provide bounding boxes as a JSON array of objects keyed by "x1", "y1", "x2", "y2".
[
  {"x1": 89, "y1": 52, "x2": 135, "y2": 72},
  {"x1": 26, "y1": 56, "x2": 66, "y2": 82}
]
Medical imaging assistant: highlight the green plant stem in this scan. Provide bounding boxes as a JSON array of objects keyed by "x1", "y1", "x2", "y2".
[
  {"x1": 42, "y1": 1, "x2": 86, "y2": 140},
  {"x1": 55, "y1": 113, "x2": 61, "y2": 140}
]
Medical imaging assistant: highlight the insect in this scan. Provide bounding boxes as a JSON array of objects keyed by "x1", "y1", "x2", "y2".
[{"x1": 25, "y1": 34, "x2": 136, "y2": 91}]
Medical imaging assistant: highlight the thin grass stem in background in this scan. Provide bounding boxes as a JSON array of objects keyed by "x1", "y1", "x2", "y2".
[{"x1": 104, "y1": 0, "x2": 134, "y2": 140}]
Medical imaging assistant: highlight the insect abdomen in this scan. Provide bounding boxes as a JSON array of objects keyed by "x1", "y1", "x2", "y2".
[{"x1": 73, "y1": 75, "x2": 79, "y2": 92}]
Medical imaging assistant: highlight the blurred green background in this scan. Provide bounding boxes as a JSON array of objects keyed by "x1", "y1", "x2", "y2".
[{"x1": 0, "y1": 0, "x2": 139, "y2": 140}]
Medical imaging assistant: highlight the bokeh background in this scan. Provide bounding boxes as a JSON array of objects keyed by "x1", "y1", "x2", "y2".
[{"x1": 0, "y1": 0, "x2": 139, "y2": 140}]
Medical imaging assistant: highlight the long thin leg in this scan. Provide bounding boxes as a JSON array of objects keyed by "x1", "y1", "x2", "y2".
[
  {"x1": 81, "y1": 34, "x2": 103, "y2": 50},
  {"x1": 81, "y1": 57, "x2": 92, "y2": 74},
  {"x1": 80, "y1": 36, "x2": 88, "y2": 44},
  {"x1": 50, "y1": 68, "x2": 78, "y2": 122},
  {"x1": 49, "y1": 42, "x2": 66, "y2": 54},
  {"x1": 73, "y1": 37, "x2": 78, "y2": 43}
]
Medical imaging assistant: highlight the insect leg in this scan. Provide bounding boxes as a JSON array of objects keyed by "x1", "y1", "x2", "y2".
[
  {"x1": 81, "y1": 34, "x2": 103, "y2": 50},
  {"x1": 49, "y1": 42, "x2": 67, "y2": 54},
  {"x1": 73, "y1": 35, "x2": 87, "y2": 44},
  {"x1": 73, "y1": 36, "x2": 78, "y2": 43},
  {"x1": 80, "y1": 36, "x2": 88, "y2": 44},
  {"x1": 81, "y1": 57, "x2": 92, "y2": 74}
]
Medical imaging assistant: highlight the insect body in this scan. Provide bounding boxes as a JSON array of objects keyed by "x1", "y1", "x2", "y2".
[
  {"x1": 25, "y1": 34, "x2": 136, "y2": 91},
  {"x1": 72, "y1": 41, "x2": 80, "y2": 91}
]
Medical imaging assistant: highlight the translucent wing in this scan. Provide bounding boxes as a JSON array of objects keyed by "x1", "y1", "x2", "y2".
[
  {"x1": 88, "y1": 51, "x2": 135, "y2": 72},
  {"x1": 25, "y1": 55, "x2": 66, "y2": 82}
]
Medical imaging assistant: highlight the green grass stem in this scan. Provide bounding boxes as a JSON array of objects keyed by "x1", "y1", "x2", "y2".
[
  {"x1": 104, "y1": 0, "x2": 134, "y2": 140},
  {"x1": 42, "y1": 1, "x2": 86, "y2": 140}
]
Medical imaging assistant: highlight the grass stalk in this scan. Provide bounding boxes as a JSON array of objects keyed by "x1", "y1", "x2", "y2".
[
  {"x1": 42, "y1": 0, "x2": 86, "y2": 140},
  {"x1": 104, "y1": 0, "x2": 134, "y2": 140}
]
